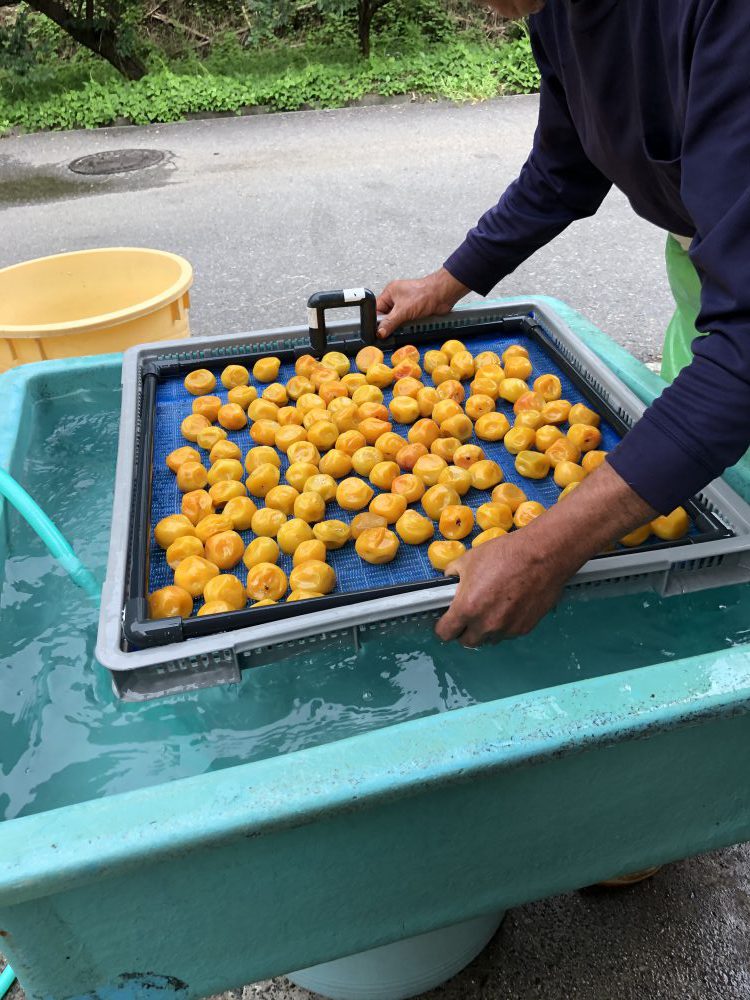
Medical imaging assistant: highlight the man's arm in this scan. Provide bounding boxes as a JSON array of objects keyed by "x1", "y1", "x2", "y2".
[
  {"x1": 607, "y1": 0, "x2": 750, "y2": 513},
  {"x1": 435, "y1": 462, "x2": 654, "y2": 647},
  {"x1": 377, "y1": 23, "x2": 612, "y2": 336},
  {"x1": 443, "y1": 24, "x2": 612, "y2": 295}
]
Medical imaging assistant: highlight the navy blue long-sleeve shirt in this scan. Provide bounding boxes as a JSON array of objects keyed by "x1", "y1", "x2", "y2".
[{"x1": 444, "y1": 0, "x2": 750, "y2": 514}]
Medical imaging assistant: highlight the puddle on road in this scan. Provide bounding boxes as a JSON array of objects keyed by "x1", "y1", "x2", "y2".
[{"x1": 0, "y1": 150, "x2": 177, "y2": 207}]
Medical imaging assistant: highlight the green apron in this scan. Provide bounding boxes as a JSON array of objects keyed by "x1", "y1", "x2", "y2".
[
  {"x1": 663, "y1": 234, "x2": 750, "y2": 491},
  {"x1": 661, "y1": 234, "x2": 705, "y2": 382}
]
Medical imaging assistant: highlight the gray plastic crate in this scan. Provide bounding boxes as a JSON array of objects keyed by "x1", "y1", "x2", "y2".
[{"x1": 96, "y1": 298, "x2": 750, "y2": 700}]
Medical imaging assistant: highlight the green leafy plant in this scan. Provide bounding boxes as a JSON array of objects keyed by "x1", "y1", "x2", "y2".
[{"x1": 0, "y1": 2, "x2": 540, "y2": 135}]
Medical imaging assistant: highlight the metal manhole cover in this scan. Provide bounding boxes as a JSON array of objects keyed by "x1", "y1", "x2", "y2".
[{"x1": 68, "y1": 149, "x2": 166, "y2": 175}]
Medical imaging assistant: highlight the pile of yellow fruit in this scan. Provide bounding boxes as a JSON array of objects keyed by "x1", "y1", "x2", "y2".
[{"x1": 147, "y1": 338, "x2": 690, "y2": 621}]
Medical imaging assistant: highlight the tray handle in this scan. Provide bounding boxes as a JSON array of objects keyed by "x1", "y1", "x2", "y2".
[{"x1": 306, "y1": 288, "x2": 377, "y2": 356}]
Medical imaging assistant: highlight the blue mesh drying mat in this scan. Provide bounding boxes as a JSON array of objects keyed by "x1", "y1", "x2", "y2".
[{"x1": 148, "y1": 330, "x2": 635, "y2": 615}]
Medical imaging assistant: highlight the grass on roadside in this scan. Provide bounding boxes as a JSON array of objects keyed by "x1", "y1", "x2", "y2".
[{"x1": 0, "y1": 30, "x2": 539, "y2": 134}]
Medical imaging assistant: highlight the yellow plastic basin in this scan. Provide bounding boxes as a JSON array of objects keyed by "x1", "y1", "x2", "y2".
[{"x1": 0, "y1": 247, "x2": 193, "y2": 372}]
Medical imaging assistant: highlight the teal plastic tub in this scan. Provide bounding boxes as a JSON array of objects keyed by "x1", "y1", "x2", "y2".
[{"x1": 2, "y1": 298, "x2": 750, "y2": 1000}]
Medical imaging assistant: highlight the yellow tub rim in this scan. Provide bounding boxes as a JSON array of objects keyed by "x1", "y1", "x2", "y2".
[{"x1": 0, "y1": 247, "x2": 193, "y2": 337}]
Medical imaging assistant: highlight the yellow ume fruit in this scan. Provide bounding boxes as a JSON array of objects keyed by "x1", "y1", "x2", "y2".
[
  {"x1": 208, "y1": 481, "x2": 246, "y2": 508},
  {"x1": 276, "y1": 518, "x2": 315, "y2": 555},
  {"x1": 166, "y1": 536, "x2": 204, "y2": 569},
  {"x1": 184, "y1": 369, "x2": 217, "y2": 396},
  {"x1": 651, "y1": 507, "x2": 690, "y2": 540},
  {"x1": 207, "y1": 458, "x2": 243, "y2": 485},
  {"x1": 355, "y1": 527, "x2": 400, "y2": 564},
  {"x1": 476, "y1": 502, "x2": 513, "y2": 532},
  {"x1": 177, "y1": 461, "x2": 209, "y2": 492},
  {"x1": 294, "y1": 491, "x2": 327, "y2": 523},
  {"x1": 210, "y1": 440, "x2": 242, "y2": 464},
  {"x1": 453, "y1": 444, "x2": 485, "y2": 470},
  {"x1": 286, "y1": 461, "x2": 320, "y2": 492},
  {"x1": 470, "y1": 460, "x2": 503, "y2": 489},
  {"x1": 203, "y1": 574, "x2": 246, "y2": 610},
  {"x1": 204, "y1": 530, "x2": 245, "y2": 570},
  {"x1": 582, "y1": 450, "x2": 608, "y2": 473},
  {"x1": 149, "y1": 585, "x2": 194, "y2": 620},
  {"x1": 293, "y1": 539, "x2": 328, "y2": 566},
  {"x1": 554, "y1": 461, "x2": 586, "y2": 488},
  {"x1": 336, "y1": 478, "x2": 375, "y2": 511},
  {"x1": 217, "y1": 403, "x2": 247, "y2": 431},
  {"x1": 243, "y1": 536, "x2": 280, "y2": 569},
  {"x1": 184, "y1": 368, "x2": 218, "y2": 396},
  {"x1": 252, "y1": 357, "x2": 281, "y2": 383},
  {"x1": 289, "y1": 560, "x2": 336, "y2": 595},
  {"x1": 196, "y1": 426, "x2": 227, "y2": 450},
  {"x1": 567, "y1": 423, "x2": 602, "y2": 453},
  {"x1": 620, "y1": 524, "x2": 652, "y2": 547},
  {"x1": 313, "y1": 519, "x2": 351, "y2": 550},
  {"x1": 350, "y1": 512, "x2": 388, "y2": 539},
  {"x1": 568, "y1": 403, "x2": 600, "y2": 427},
  {"x1": 413, "y1": 454, "x2": 447, "y2": 486},
  {"x1": 513, "y1": 501, "x2": 546, "y2": 528},
  {"x1": 154, "y1": 514, "x2": 195, "y2": 549},
  {"x1": 221, "y1": 364, "x2": 249, "y2": 389},
  {"x1": 475, "y1": 412, "x2": 510, "y2": 442},
  {"x1": 370, "y1": 492, "x2": 408, "y2": 524},
  {"x1": 492, "y1": 482, "x2": 527, "y2": 512},
  {"x1": 179, "y1": 491, "x2": 214, "y2": 526},
  {"x1": 181, "y1": 414, "x2": 211, "y2": 442},
  {"x1": 227, "y1": 385, "x2": 257, "y2": 409},
  {"x1": 472, "y1": 527, "x2": 507, "y2": 548},
  {"x1": 198, "y1": 601, "x2": 233, "y2": 617},
  {"x1": 427, "y1": 540, "x2": 465, "y2": 571},
  {"x1": 246, "y1": 563, "x2": 288, "y2": 601},
  {"x1": 245, "y1": 446, "x2": 281, "y2": 473},
  {"x1": 250, "y1": 508, "x2": 287, "y2": 537},
  {"x1": 515, "y1": 450, "x2": 551, "y2": 480},
  {"x1": 174, "y1": 555, "x2": 219, "y2": 597},
  {"x1": 370, "y1": 461, "x2": 401, "y2": 491},
  {"x1": 503, "y1": 426, "x2": 536, "y2": 455},
  {"x1": 265, "y1": 485, "x2": 300, "y2": 516},
  {"x1": 223, "y1": 496, "x2": 257, "y2": 531},
  {"x1": 246, "y1": 462, "x2": 281, "y2": 498},
  {"x1": 167, "y1": 445, "x2": 201, "y2": 472},
  {"x1": 439, "y1": 466, "x2": 472, "y2": 496},
  {"x1": 396, "y1": 510, "x2": 435, "y2": 544},
  {"x1": 193, "y1": 396, "x2": 222, "y2": 423},
  {"x1": 391, "y1": 474, "x2": 425, "y2": 504},
  {"x1": 422, "y1": 483, "x2": 460, "y2": 520},
  {"x1": 533, "y1": 374, "x2": 562, "y2": 401},
  {"x1": 439, "y1": 505, "x2": 474, "y2": 541},
  {"x1": 195, "y1": 513, "x2": 233, "y2": 543}
]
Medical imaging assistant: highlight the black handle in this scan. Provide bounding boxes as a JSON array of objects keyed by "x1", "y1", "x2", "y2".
[{"x1": 307, "y1": 288, "x2": 377, "y2": 356}]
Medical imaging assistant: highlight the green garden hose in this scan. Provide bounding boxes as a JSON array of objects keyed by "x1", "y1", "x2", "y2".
[
  {"x1": 0, "y1": 467, "x2": 100, "y2": 600},
  {"x1": 0, "y1": 964, "x2": 16, "y2": 999}
]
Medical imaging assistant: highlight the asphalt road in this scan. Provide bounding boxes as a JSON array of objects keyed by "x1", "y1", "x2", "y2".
[
  {"x1": 2, "y1": 99, "x2": 747, "y2": 1000},
  {"x1": 1, "y1": 96, "x2": 671, "y2": 360}
]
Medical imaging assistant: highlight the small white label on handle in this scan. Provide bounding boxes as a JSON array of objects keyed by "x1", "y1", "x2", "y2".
[
  {"x1": 343, "y1": 288, "x2": 366, "y2": 303},
  {"x1": 307, "y1": 307, "x2": 319, "y2": 329}
]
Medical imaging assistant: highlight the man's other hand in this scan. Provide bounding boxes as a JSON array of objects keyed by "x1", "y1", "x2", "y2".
[{"x1": 376, "y1": 268, "x2": 470, "y2": 339}]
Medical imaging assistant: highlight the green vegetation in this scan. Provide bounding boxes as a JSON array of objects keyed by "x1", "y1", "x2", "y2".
[{"x1": 0, "y1": 2, "x2": 540, "y2": 135}]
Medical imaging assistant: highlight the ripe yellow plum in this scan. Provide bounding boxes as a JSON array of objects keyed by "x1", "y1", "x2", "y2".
[
  {"x1": 355, "y1": 527, "x2": 400, "y2": 564},
  {"x1": 149, "y1": 585, "x2": 193, "y2": 620},
  {"x1": 174, "y1": 555, "x2": 219, "y2": 597},
  {"x1": 184, "y1": 369, "x2": 217, "y2": 395},
  {"x1": 427, "y1": 540, "x2": 465, "y2": 571},
  {"x1": 246, "y1": 562, "x2": 288, "y2": 601},
  {"x1": 515, "y1": 450, "x2": 551, "y2": 480}
]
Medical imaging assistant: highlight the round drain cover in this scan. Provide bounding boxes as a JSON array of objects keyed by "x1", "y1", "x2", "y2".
[{"x1": 68, "y1": 148, "x2": 166, "y2": 175}]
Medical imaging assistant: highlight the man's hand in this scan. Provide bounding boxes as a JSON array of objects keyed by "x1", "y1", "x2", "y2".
[
  {"x1": 435, "y1": 462, "x2": 657, "y2": 646},
  {"x1": 376, "y1": 268, "x2": 470, "y2": 339}
]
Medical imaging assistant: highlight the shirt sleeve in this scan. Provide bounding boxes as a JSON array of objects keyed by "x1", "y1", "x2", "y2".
[
  {"x1": 608, "y1": 0, "x2": 750, "y2": 513},
  {"x1": 443, "y1": 23, "x2": 612, "y2": 295}
]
